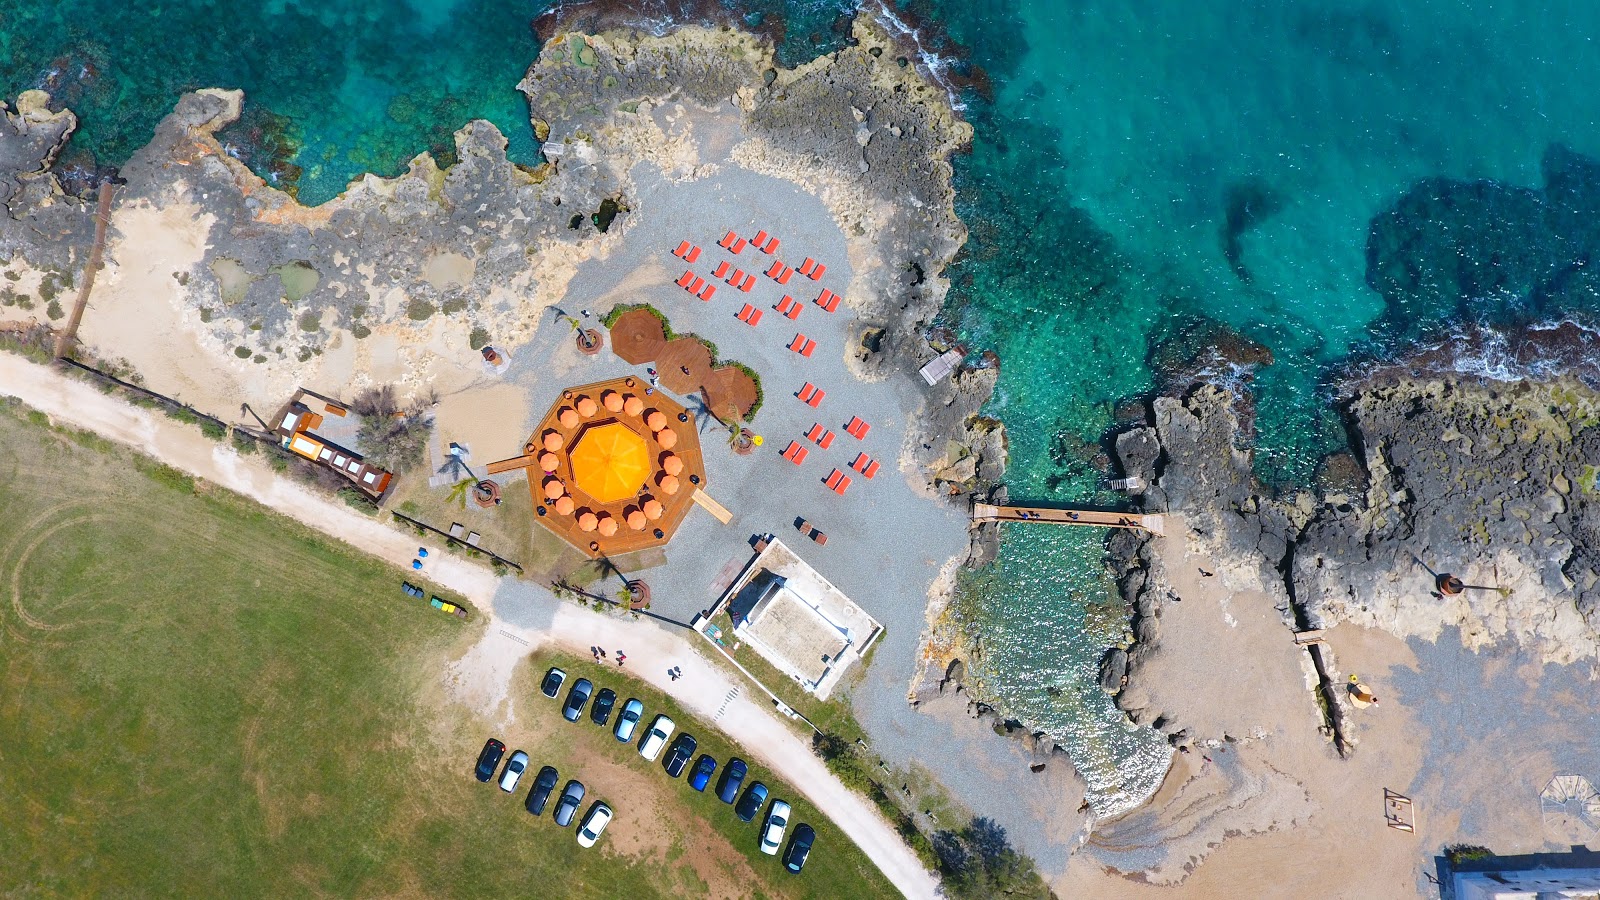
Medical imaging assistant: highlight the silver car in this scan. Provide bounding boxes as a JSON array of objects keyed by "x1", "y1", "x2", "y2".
[
  {"x1": 614, "y1": 698, "x2": 644, "y2": 743},
  {"x1": 760, "y1": 800, "x2": 791, "y2": 856},
  {"x1": 498, "y1": 750, "x2": 529, "y2": 793},
  {"x1": 637, "y1": 714, "x2": 675, "y2": 762}
]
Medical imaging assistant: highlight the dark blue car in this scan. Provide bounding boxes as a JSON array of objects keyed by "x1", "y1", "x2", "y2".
[
  {"x1": 474, "y1": 738, "x2": 505, "y2": 782},
  {"x1": 735, "y1": 781, "x2": 768, "y2": 823},
  {"x1": 688, "y1": 754, "x2": 717, "y2": 792},
  {"x1": 717, "y1": 757, "x2": 748, "y2": 804}
]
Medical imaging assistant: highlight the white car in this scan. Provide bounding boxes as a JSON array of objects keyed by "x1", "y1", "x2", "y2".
[
  {"x1": 637, "y1": 715, "x2": 675, "y2": 762},
  {"x1": 498, "y1": 750, "x2": 529, "y2": 792},
  {"x1": 760, "y1": 800, "x2": 791, "y2": 856},
  {"x1": 576, "y1": 802, "x2": 613, "y2": 848}
]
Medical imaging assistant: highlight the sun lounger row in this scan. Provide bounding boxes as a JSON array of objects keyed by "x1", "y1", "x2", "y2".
[
  {"x1": 736, "y1": 303, "x2": 763, "y2": 326},
  {"x1": 765, "y1": 260, "x2": 794, "y2": 283},
  {"x1": 797, "y1": 258, "x2": 827, "y2": 280},
  {"x1": 797, "y1": 382, "x2": 825, "y2": 408},
  {"x1": 824, "y1": 468, "x2": 852, "y2": 495},
  {"x1": 673, "y1": 240, "x2": 702, "y2": 263},
  {"x1": 782, "y1": 440, "x2": 809, "y2": 465},
  {"x1": 806, "y1": 423, "x2": 835, "y2": 449},
  {"x1": 850, "y1": 452, "x2": 880, "y2": 479},
  {"x1": 718, "y1": 230, "x2": 748, "y2": 253},
  {"x1": 775, "y1": 295, "x2": 802, "y2": 320},
  {"x1": 752, "y1": 230, "x2": 780, "y2": 254},
  {"x1": 845, "y1": 416, "x2": 870, "y2": 439},
  {"x1": 815, "y1": 289, "x2": 841, "y2": 313},
  {"x1": 676, "y1": 270, "x2": 716, "y2": 300},
  {"x1": 788, "y1": 333, "x2": 817, "y2": 357}
]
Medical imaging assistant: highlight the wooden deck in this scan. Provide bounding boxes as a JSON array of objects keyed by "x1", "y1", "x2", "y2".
[{"x1": 971, "y1": 502, "x2": 1165, "y2": 536}]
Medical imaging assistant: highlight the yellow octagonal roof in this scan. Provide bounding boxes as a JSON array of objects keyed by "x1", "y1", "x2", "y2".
[{"x1": 569, "y1": 422, "x2": 650, "y2": 503}]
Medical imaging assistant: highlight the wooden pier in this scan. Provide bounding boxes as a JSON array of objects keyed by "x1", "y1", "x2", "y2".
[
  {"x1": 971, "y1": 502, "x2": 1165, "y2": 536},
  {"x1": 55, "y1": 180, "x2": 117, "y2": 360}
]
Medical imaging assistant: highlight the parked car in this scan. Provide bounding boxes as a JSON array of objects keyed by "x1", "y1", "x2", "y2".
[
  {"x1": 716, "y1": 758, "x2": 748, "y2": 804},
  {"x1": 576, "y1": 802, "x2": 613, "y2": 848},
  {"x1": 474, "y1": 738, "x2": 506, "y2": 782},
  {"x1": 525, "y1": 765, "x2": 559, "y2": 815},
  {"x1": 638, "y1": 715, "x2": 676, "y2": 762},
  {"x1": 735, "y1": 781, "x2": 768, "y2": 823},
  {"x1": 540, "y1": 667, "x2": 567, "y2": 699},
  {"x1": 562, "y1": 678, "x2": 593, "y2": 722},
  {"x1": 783, "y1": 823, "x2": 815, "y2": 873},
  {"x1": 760, "y1": 800, "x2": 791, "y2": 856},
  {"x1": 614, "y1": 698, "x2": 644, "y2": 743},
  {"x1": 498, "y1": 750, "x2": 529, "y2": 793},
  {"x1": 688, "y1": 754, "x2": 717, "y2": 792},
  {"x1": 553, "y1": 780, "x2": 586, "y2": 827},
  {"x1": 663, "y1": 733, "x2": 697, "y2": 778},
  {"x1": 590, "y1": 688, "x2": 616, "y2": 726}
]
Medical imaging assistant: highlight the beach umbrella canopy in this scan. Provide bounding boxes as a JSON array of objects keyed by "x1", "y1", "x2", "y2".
[
  {"x1": 577, "y1": 511, "x2": 599, "y2": 532},
  {"x1": 553, "y1": 495, "x2": 575, "y2": 515},
  {"x1": 625, "y1": 508, "x2": 647, "y2": 530},
  {"x1": 642, "y1": 497, "x2": 664, "y2": 521},
  {"x1": 542, "y1": 477, "x2": 565, "y2": 500},
  {"x1": 622, "y1": 395, "x2": 644, "y2": 417},
  {"x1": 558, "y1": 407, "x2": 580, "y2": 429},
  {"x1": 576, "y1": 395, "x2": 598, "y2": 418},
  {"x1": 661, "y1": 454, "x2": 684, "y2": 476},
  {"x1": 602, "y1": 390, "x2": 624, "y2": 412},
  {"x1": 542, "y1": 430, "x2": 564, "y2": 451},
  {"x1": 657, "y1": 473, "x2": 680, "y2": 495},
  {"x1": 597, "y1": 515, "x2": 618, "y2": 537},
  {"x1": 645, "y1": 410, "x2": 667, "y2": 432},
  {"x1": 656, "y1": 427, "x2": 677, "y2": 450},
  {"x1": 539, "y1": 451, "x2": 560, "y2": 472},
  {"x1": 569, "y1": 422, "x2": 651, "y2": 503}
]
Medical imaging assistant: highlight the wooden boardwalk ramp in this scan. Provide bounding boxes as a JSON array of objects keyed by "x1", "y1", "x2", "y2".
[{"x1": 971, "y1": 502, "x2": 1165, "y2": 536}]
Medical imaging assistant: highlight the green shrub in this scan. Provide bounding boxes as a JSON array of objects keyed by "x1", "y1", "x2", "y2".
[
  {"x1": 232, "y1": 433, "x2": 260, "y2": 455},
  {"x1": 441, "y1": 297, "x2": 467, "y2": 315},
  {"x1": 469, "y1": 326, "x2": 490, "y2": 350},
  {"x1": 351, "y1": 323, "x2": 372, "y2": 339},
  {"x1": 407, "y1": 298, "x2": 435, "y2": 320},
  {"x1": 235, "y1": 346, "x2": 252, "y2": 359},
  {"x1": 46, "y1": 300, "x2": 64, "y2": 320},
  {"x1": 298, "y1": 311, "x2": 320, "y2": 332},
  {"x1": 199, "y1": 420, "x2": 228, "y2": 441}
]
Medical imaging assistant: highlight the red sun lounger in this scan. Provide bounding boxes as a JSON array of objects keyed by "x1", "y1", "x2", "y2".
[
  {"x1": 806, "y1": 387, "x2": 825, "y2": 408},
  {"x1": 688, "y1": 276, "x2": 706, "y2": 294},
  {"x1": 726, "y1": 267, "x2": 743, "y2": 284},
  {"x1": 809, "y1": 263, "x2": 827, "y2": 281},
  {"x1": 719, "y1": 230, "x2": 739, "y2": 249},
  {"x1": 846, "y1": 416, "x2": 871, "y2": 439},
  {"x1": 686, "y1": 245, "x2": 701, "y2": 263},
  {"x1": 676, "y1": 270, "x2": 695, "y2": 288},
  {"x1": 782, "y1": 441, "x2": 808, "y2": 464},
  {"x1": 800, "y1": 338, "x2": 816, "y2": 357},
  {"x1": 736, "y1": 304, "x2": 763, "y2": 326},
  {"x1": 783, "y1": 296, "x2": 801, "y2": 319},
  {"x1": 674, "y1": 240, "x2": 692, "y2": 259},
  {"x1": 815, "y1": 290, "x2": 840, "y2": 313},
  {"x1": 762, "y1": 235, "x2": 780, "y2": 254},
  {"x1": 789, "y1": 333, "x2": 808, "y2": 354},
  {"x1": 798, "y1": 382, "x2": 818, "y2": 404},
  {"x1": 825, "y1": 469, "x2": 852, "y2": 495},
  {"x1": 730, "y1": 237, "x2": 748, "y2": 253},
  {"x1": 775, "y1": 296, "x2": 796, "y2": 317},
  {"x1": 739, "y1": 273, "x2": 756, "y2": 292},
  {"x1": 851, "y1": 452, "x2": 881, "y2": 478},
  {"x1": 776, "y1": 265, "x2": 793, "y2": 284},
  {"x1": 753, "y1": 229, "x2": 770, "y2": 247},
  {"x1": 766, "y1": 260, "x2": 785, "y2": 279},
  {"x1": 798, "y1": 257, "x2": 816, "y2": 277},
  {"x1": 698, "y1": 282, "x2": 717, "y2": 301},
  {"x1": 807, "y1": 423, "x2": 833, "y2": 446},
  {"x1": 714, "y1": 260, "x2": 731, "y2": 279}
]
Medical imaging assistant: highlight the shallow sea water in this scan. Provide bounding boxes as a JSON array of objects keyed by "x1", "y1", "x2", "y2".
[{"x1": 10, "y1": 0, "x2": 1600, "y2": 817}]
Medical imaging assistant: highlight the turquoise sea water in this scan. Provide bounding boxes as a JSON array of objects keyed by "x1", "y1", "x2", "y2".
[{"x1": 10, "y1": 0, "x2": 1600, "y2": 816}]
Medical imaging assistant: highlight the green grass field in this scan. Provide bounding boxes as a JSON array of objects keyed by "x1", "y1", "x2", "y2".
[{"x1": 0, "y1": 399, "x2": 899, "y2": 898}]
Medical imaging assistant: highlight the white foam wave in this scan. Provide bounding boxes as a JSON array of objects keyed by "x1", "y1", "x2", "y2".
[{"x1": 863, "y1": 0, "x2": 968, "y2": 113}]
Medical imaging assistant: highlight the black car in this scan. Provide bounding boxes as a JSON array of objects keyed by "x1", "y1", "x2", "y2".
[
  {"x1": 474, "y1": 738, "x2": 506, "y2": 782},
  {"x1": 553, "y1": 779, "x2": 586, "y2": 827},
  {"x1": 663, "y1": 733, "x2": 697, "y2": 778},
  {"x1": 524, "y1": 765, "x2": 559, "y2": 815},
  {"x1": 562, "y1": 678, "x2": 593, "y2": 722},
  {"x1": 717, "y1": 757, "x2": 748, "y2": 804},
  {"x1": 590, "y1": 688, "x2": 617, "y2": 726},
  {"x1": 540, "y1": 667, "x2": 567, "y2": 699},
  {"x1": 735, "y1": 781, "x2": 768, "y2": 822},
  {"x1": 783, "y1": 823, "x2": 815, "y2": 874}
]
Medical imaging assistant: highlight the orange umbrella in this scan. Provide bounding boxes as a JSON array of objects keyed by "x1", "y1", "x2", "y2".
[
  {"x1": 577, "y1": 511, "x2": 598, "y2": 532},
  {"x1": 656, "y1": 427, "x2": 677, "y2": 450},
  {"x1": 622, "y1": 395, "x2": 644, "y2": 417},
  {"x1": 553, "y1": 495, "x2": 575, "y2": 515},
  {"x1": 602, "y1": 390, "x2": 624, "y2": 412},
  {"x1": 624, "y1": 507, "x2": 647, "y2": 530},
  {"x1": 642, "y1": 498, "x2": 664, "y2": 520},
  {"x1": 576, "y1": 395, "x2": 598, "y2": 418},
  {"x1": 542, "y1": 430, "x2": 564, "y2": 451},
  {"x1": 539, "y1": 451, "x2": 560, "y2": 472},
  {"x1": 596, "y1": 515, "x2": 618, "y2": 537},
  {"x1": 645, "y1": 410, "x2": 667, "y2": 432},
  {"x1": 657, "y1": 473, "x2": 680, "y2": 495},
  {"x1": 558, "y1": 407, "x2": 580, "y2": 429},
  {"x1": 661, "y1": 454, "x2": 683, "y2": 476},
  {"x1": 542, "y1": 477, "x2": 565, "y2": 500}
]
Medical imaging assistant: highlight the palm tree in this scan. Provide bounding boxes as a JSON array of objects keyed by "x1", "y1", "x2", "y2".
[{"x1": 445, "y1": 478, "x2": 474, "y2": 508}]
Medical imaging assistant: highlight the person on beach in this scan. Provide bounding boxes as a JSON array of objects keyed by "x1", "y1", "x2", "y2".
[{"x1": 616, "y1": 651, "x2": 626, "y2": 666}]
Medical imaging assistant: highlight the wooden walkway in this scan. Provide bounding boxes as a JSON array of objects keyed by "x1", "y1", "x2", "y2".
[
  {"x1": 971, "y1": 502, "x2": 1165, "y2": 536},
  {"x1": 55, "y1": 180, "x2": 117, "y2": 359},
  {"x1": 691, "y1": 488, "x2": 732, "y2": 524}
]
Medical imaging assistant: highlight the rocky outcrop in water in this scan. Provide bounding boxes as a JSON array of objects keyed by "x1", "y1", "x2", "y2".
[{"x1": 1, "y1": 92, "x2": 94, "y2": 276}]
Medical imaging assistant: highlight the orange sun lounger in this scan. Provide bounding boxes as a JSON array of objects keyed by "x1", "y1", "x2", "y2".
[
  {"x1": 797, "y1": 382, "x2": 824, "y2": 407},
  {"x1": 808, "y1": 262, "x2": 827, "y2": 280},
  {"x1": 798, "y1": 257, "x2": 816, "y2": 277},
  {"x1": 806, "y1": 423, "x2": 835, "y2": 449},
  {"x1": 824, "y1": 469, "x2": 852, "y2": 494},
  {"x1": 719, "y1": 230, "x2": 739, "y2": 249},
  {"x1": 782, "y1": 441, "x2": 809, "y2": 464},
  {"x1": 851, "y1": 452, "x2": 880, "y2": 479},
  {"x1": 697, "y1": 282, "x2": 717, "y2": 301},
  {"x1": 761, "y1": 235, "x2": 779, "y2": 254},
  {"x1": 714, "y1": 260, "x2": 731, "y2": 279},
  {"x1": 788, "y1": 333, "x2": 817, "y2": 357},
  {"x1": 676, "y1": 270, "x2": 695, "y2": 288},
  {"x1": 845, "y1": 416, "x2": 870, "y2": 439},
  {"x1": 736, "y1": 303, "x2": 763, "y2": 326}
]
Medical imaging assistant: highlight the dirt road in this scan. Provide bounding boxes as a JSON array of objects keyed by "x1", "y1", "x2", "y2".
[{"x1": 0, "y1": 354, "x2": 939, "y2": 899}]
